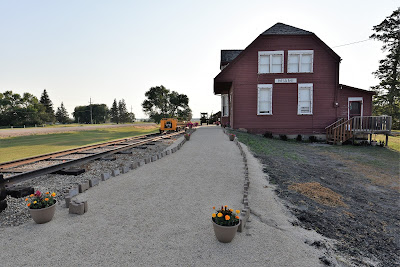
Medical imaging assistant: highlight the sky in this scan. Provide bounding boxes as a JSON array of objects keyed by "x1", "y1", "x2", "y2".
[{"x1": 0, "y1": 1, "x2": 398, "y2": 119}]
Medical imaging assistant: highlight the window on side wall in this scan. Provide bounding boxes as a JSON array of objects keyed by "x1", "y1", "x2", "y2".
[
  {"x1": 288, "y1": 50, "x2": 314, "y2": 73},
  {"x1": 222, "y1": 94, "x2": 229, "y2": 117},
  {"x1": 258, "y1": 51, "x2": 284, "y2": 74},
  {"x1": 257, "y1": 84, "x2": 273, "y2": 115},
  {"x1": 298, "y1": 83, "x2": 313, "y2": 115}
]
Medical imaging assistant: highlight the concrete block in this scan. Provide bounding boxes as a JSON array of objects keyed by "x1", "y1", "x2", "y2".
[
  {"x1": 89, "y1": 178, "x2": 99, "y2": 187},
  {"x1": 144, "y1": 158, "x2": 151, "y2": 164},
  {"x1": 238, "y1": 209, "x2": 250, "y2": 232},
  {"x1": 65, "y1": 196, "x2": 71, "y2": 208},
  {"x1": 67, "y1": 186, "x2": 79, "y2": 197},
  {"x1": 171, "y1": 147, "x2": 176, "y2": 153},
  {"x1": 166, "y1": 150, "x2": 171, "y2": 155},
  {"x1": 130, "y1": 162, "x2": 138, "y2": 169},
  {"x1": 158, "y1": 153, "x2": 163, "y2": 158},
  {"x1": 112, "y1": 169, "x2": 120, "y2": 177},
  {"x1": 101, "y1": 173, "x2": 111, "y2": 181},
  {"x1": 78, "y1": 181, "x2": 90, "y2": 193},
  {"x1": 69, "y1": 201, "x2": 85, "y2": 215},
  {"x1": 138, "y1": 161, "x2": 145, "y2": 167},
  {"x1": 121, "y1": 166, "x2": 130, "y2": 174},
  {"x1": 151, "y1": 155, "x2": 157, "y2": 162}
]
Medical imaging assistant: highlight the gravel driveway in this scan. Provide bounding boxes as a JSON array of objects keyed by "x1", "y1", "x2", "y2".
[{"x1": 0, "y1": 126, "x2": 334, "y2": 266}]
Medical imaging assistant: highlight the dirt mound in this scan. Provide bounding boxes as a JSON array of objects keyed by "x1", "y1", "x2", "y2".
[{"x1": 289, "y1": 182, "x2": 347, "y2": 207}]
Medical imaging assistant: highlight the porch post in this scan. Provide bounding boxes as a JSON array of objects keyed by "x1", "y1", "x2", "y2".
[{"x1": 385, "y1": 134, "x2": 389, "y2": 146}]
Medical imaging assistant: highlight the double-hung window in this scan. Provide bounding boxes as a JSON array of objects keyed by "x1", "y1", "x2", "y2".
[
  {"x1": 258, "y1": 51, "x2": 284, "y2": 73},
  {"x1": 288, "y1": 50, "x2": 314, "y2": 73},
  {"x1": 221, "y1": 94, "x2": 229, "y2": 117},
  {"x1": 298, "y1": 83, "x2": 313, "y2": 115},
  {"x1": 257, "y1": 84, "x2": 273, "y2": 115}
]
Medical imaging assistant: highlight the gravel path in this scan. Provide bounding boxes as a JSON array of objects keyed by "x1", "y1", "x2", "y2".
[
  {"x1": 0, "y1": 123, "x2": 157, "y2": 138},
  {"x1": 0, "y1": 126, "x2": 333, "y2": 266}
]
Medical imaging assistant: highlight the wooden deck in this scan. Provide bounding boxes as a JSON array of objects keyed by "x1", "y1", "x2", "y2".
[{"x1": 326, "y1": 116, "x2": 392, "y2": 145}]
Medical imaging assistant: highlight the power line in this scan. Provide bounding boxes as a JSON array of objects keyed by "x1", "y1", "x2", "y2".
[{"x1": 332, "y1": 38, "x2": 371, "y2": 48}]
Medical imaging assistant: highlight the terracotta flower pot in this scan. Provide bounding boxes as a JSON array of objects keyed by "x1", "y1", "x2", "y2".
[
  {"x1": 212, "y1": 219, "x2": 240, "y2": 243},
  {"x1": 29, "y1": 201, "x2": 56, "y2": 224}
]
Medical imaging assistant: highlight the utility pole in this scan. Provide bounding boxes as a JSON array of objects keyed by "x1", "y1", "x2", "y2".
[{"x1": 89, "y1": 98, "x2": 93, "y2": 124}]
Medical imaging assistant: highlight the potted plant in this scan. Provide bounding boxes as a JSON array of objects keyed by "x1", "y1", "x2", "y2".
[
  {"x1": 186, "y1": 122, "x2": 193, "y2": 129},
  {"x1": 211, "y1": 205, "x2": 240, "y2": 243},
  {"x1": 379, "y1": 140, "x2": 385, "y2": 147},
  {"x1": 184, "y1": 133, "x2": 190, "y2": 141},
  {"x1": 228, "y1": 133, "x2": 235, "y2": 141},
  {"x1": 371, "y1": 140, "x2": 377, "y2": 146},
  {"x1": 26, "y1": 190, "x2": 57, "y2": 224}
]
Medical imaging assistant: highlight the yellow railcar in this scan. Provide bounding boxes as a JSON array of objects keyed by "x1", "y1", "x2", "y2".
[{"x1": 159, "y1": 118, "x2": 185, "y2": 133}]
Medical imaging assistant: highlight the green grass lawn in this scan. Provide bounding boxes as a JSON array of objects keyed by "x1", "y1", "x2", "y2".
[
  {"x1": 374, "y1": 130, "x2": 400, "y2": 152},
  {"x1": 0, "y1": 126, "x2": 159, "y2": 163}
]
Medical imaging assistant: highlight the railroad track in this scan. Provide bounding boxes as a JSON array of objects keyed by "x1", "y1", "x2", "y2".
[{"x1": 0, "y1": 131, "x2": 183, "y2": 187}]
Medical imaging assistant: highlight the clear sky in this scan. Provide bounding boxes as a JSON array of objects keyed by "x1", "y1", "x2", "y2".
[{"x1": 0, "y1": 1, "x2": 398, "y2": 119}]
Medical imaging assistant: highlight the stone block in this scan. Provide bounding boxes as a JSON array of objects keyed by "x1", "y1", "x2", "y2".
[
  {"x1": 112, "y1": 169, "x2": 120, "y2": 177},
  {"x1": 101, "y1": 173, "x2": 111, "y2": 181},
  {"x1": 78, "y1": 181, "x2": 90, "y2": 193},
  {"x1": 158, "y1": 153, "x2": 163, "y2": 158},
  {"x1": 130, "y1": 162, "x2": 139, "y2": 169},
  {"x1": 121, "y1": 166, "x2": 130, "y2": 174},
  {"x1": 166, "y1": 150, "x2": 171, "y2": 155},
  {"x1": 144, "y1": 158, "x2": 151, "y2": 164},
  {"x1": 151, "y1": 155, "x2": 157, "y2": 162},
  {"x1": 89, "y1": 178, "x2": 99, "y2": 187},
  {"x1": 138, "y1": 161, "x2": 145, "y2": 167},
  {"x1": 74, "y1": 199, "x2": 88, "y2": 213},
  {"x1": 69, "y1": 201, "x2": 85, "y2": 215},
  {"x1": 67, "y1": 186, "x2": 79, "y2": 197},
  {"x1": 65, "y1": 196, "x2": 71, "y2": 208}
]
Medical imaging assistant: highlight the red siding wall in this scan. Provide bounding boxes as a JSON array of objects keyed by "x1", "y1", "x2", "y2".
[
  {"x1": 337, "y1": 87, "x2": 373, "y2": 119},
  {"x1": 215, "y1": 35, "x2": 371, "y2": 134}
]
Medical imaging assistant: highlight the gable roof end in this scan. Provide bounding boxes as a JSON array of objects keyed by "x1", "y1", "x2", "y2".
[{"x1": 262, "y1": 23, "x2": 313, "y2": 35}]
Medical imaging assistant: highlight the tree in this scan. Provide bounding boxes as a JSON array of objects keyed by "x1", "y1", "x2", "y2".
[
  {"x1": 39, "y1": 89, "x2": 55, "y2": 123},
  {"x1": 110, "y1": 99, "x2": 119, "y2": 124},
  {"x1": 55, "y1": 102, "x2": 70, "y2": 124},
  {"x1": 370, "y1": 8, "x2": 400, "y2": 129},
  {"x1": 118, "y1": 99, "x2": 130, "y2": 123},
  {"x1": 73, "y1": 104, "x2": 109, "y2": 124},
  {"x1": 142, "y1": 85, "x2": 192, "y2": 123}
]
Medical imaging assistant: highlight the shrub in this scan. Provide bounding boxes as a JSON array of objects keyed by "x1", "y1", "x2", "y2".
[
  {"x1": 279, "y1": 134, "x2": 288, "y2": 141},
  {"x1": 263, "y1": 131, "x2": 273, "y2": 138},
  {"x1": 296, "y1": 135, "x2": 302, "y2": 142},
  {"x1": 309, "y1": 136, "x2": 317, "y2": 143}
]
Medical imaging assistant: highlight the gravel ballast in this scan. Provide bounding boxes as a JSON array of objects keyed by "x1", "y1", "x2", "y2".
[{"x1": 0, "y1": 126, "x2": 333, "y2": 266}]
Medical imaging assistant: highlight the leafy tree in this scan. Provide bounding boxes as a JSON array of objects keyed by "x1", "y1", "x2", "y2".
[
  {"x1": 370, "y1": 8, "x2": 400, "y2": 129},
  {"x1": 73, "y1": 104, "x2": 109, "y2": 124},
  {"x1": 55, "y1": 102, "x2": 70, "y2": 124},
  {"x1": 39, "y1": 89, "x2": 55, "y2": 123},
  {"x1": 142, "y1": 85, "x2": 192, "y2": 123},
  {"x1": 110, "y1": 99, "x2": 119, "y2": 124}
]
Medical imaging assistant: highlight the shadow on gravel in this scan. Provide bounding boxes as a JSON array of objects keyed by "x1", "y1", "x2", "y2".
[{"x1": 234, "y1": 131, "x2": 400, "y2": 267}]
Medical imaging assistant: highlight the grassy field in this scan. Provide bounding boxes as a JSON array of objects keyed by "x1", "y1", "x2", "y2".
[
  {"x1": 375, "y1": 130, "x2": 400, "y2": 152},
  {"x1": 0, "y1": 126, "x2": 159, "y2": 163}
]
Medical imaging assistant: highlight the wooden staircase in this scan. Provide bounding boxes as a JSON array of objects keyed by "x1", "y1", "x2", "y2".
[{"x1": 325, "y1": 116, "x2": 392, "y2": 145}]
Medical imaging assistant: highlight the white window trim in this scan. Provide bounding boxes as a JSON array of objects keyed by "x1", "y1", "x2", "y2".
[
  {"x1": 288, "y1": 50, "x2": 314, "y2": 73},
  {"x1": 257, "y1": 84, "x2": 273, "y2": 115},
  {"x1": 258, "y1": 51, "x2": 284, "y2": 74},
  {"x1": 297, "y1": 83, "x2": 313, "y2": 115},
  {"x1": 221, "y1": 94, "x2": 229, "y2": 117}
]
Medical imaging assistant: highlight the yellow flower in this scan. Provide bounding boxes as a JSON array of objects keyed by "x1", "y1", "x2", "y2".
[
  {"x1": 212, "y1": 213, "x2": 216, "y2": 218},
  {"x1": 51, "y1": 192, "x2": 56, "y2": 197},
  {"x1": 27, "y1": 203, "x2": 31, "y2": 207},
  {"x1": 229, "y1": 209, "x2": 233, "y2": 212},
  {"x1": 236, "y1": 210, "x2": 240, "y2": 214},
  {"x1": 217, "y1": 213, "x2": 223, "y2": 218},
  {"x1": 25, "y1": 198, "x2": 28, "y2": 201},
  {"x1": 45, "y1": 198, "x2": 49, "y2": 201},
  {"x1": 33, "y1": 201, "x2": 37, "y2": 204},
  {"x1": 225, "y1": 215, "x2": 230, "y2": 220}
]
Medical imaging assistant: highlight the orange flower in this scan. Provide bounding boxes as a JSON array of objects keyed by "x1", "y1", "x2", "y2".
[
  {"x1": 51, "y1": 192, "x2": 56, "y2": 197},
  {"x1": 212, "y1": 214, "x2": 216, "y2": 218},
  {"x1": 225, "y1": 215, "x2": 230, "y2": 220},
  {"x1": 30, "y1": 194, "x2": 34, "y2": 197},
  {"x1": 212, "y1": 206, "x2": 215, "y2": 210},
  {"x1": 236, "y1": 210, "x2": 240, "y2": 214},
  {"x1": 235, "y1": 216, "x2": 239, "y2": 219},
  {"x1": 229, "y1": 209, "x2": 233, "y2": 212},
  {"x1": 224, "y1": 205, "x2": 228, "y2": 208},
  {"x1": 25, "y1": 198, "x2": 29, "y2": 201},
  {"x1": 27, "y1": 203, "x2": 31, "y2": 207},
  {"x1": 45, "y1": 198, "x2": 49, "y2": 201},
  {"x1": 217, "y1": 213, "x2": 223, "y2": 218},
  {"x1": 46, "y1": 192, "x2": 50, "y2": 194}
]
